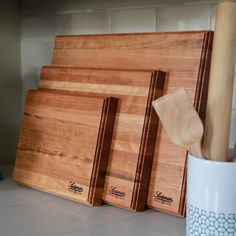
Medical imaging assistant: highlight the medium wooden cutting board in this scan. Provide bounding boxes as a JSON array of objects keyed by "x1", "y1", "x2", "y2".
[
  {"x1": 13, "y1": 89, "x2": 118, "y2": 206},
  {"x1": 39, "y1": 67, "x2": 166, "y2": 211},
  {"x1": 51, "y1": 31, "x2": 213, "y2": 215}
]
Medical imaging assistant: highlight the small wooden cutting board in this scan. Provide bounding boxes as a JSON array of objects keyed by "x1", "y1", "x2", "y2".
[{"x1": 13, "y1": 89, "x2": 118, "y2": 206}]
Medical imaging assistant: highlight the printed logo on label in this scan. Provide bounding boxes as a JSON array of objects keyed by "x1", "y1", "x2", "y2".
[
  {"x1": 109, "y1": 186, "x2": 126, "y2": 199},
  {"x1": 154, "y1": 191, "x2": 173, "y2": 205},
  {"x1": 68, "y1": 182, "x2": 83, "y2": 194}
]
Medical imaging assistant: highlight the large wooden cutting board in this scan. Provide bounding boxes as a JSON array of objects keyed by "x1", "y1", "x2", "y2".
[
  {"x1": 39, "y1": 67, "x2": 166, "y2": 211},
  {"x1": 13, "y1": 89, "x2": 118, "y2": 206},
  {"x1": 51, "y1": 31, "x2": 213, "y2": 215}
]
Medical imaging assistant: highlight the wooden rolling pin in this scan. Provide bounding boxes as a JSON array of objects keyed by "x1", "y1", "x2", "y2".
[{"x1": 203, "y1": 0, "x2": 236, "y2": 161}]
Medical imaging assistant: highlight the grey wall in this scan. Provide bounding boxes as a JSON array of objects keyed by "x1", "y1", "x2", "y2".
[{"x1": 0, "y1": 0, "x2": 21, "y2": 163}]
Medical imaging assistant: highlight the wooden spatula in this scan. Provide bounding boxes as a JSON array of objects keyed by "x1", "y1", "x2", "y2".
[{"x1": 152, "y1": 87, "x2": 204, "y2": 158}]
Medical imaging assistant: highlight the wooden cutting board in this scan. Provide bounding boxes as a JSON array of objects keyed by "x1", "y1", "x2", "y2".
[
  {"x1": 39, "y1": 67, "x2": 166, "y2": 211},
  {"x1": 51, "y1": 31, "x2": 213, "y2": 215},
  {"x1": 13, "y1": 89, "x2": 118, "y2": 206}
]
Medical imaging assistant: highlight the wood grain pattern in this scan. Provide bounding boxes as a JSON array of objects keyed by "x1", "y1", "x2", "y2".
[
  {"x1": 51, "y1": 31, "x2": 213, "y2": 215},
  {"x1": 13, "y1": 89, "x2": 118, "y2": 206},
  {"x1": 39, "y1": 67, "x2": 166, "y2": 211}
]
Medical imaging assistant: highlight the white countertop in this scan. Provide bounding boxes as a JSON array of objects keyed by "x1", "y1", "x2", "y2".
[{"x1": 0, "y1": 165, "x2": 185, "y2": 236}]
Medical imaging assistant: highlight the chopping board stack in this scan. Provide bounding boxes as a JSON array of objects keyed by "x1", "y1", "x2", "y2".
[
  {"x1": 39, "y1": 67, "x2": 166, "y2": 211},
  {"x1": 13, "y1": 90, "x2": 118, "y2": 206},
  {"x1": 13, "y1": 31, "x2": 213, "y2": 216}
]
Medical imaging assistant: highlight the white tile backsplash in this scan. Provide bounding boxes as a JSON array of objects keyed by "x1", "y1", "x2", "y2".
[
  {"x1": 156, "y1": 18, "x2": 209, "y2": 32},
  {"x1": 111, "y1": 8, "x2": 155, "y2": 33},
  {"x1": 22, "y1": 66, "x2": 40, "y2": 87},
  {"x1": 21, "y1": 65, "x2": 40, "y2": 102},
  {"x1": 157, "y1": 4, "x2": 211, "y2": 22},
  {"x1": 72, "y1": 12, "x2": 110, "y2": 34},
  {"x1": 210, "y1": 4, "x2": 217, "y2": 30},
  {"x1": 229, "y1": 110, "x2": 236, "y2": 148},
  {"x1": 37, "y1": 14, "x2": 72, "y2": 41},
  {"x1": 156, "y1": 4, "x2": 211, "y2": 32},
  {"x1": 21, "y1": 16, "x2": 39, "y2": 40},
  {"x1": 20, "y1": 2, "x2": 236, "y2": 147},
  {"x1": 21, "y1": 41, "x2": 53, "y2": 67}
]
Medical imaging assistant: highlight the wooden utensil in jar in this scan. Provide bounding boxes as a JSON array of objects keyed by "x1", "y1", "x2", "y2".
[{"x1": 152, "y1": 87, "x2": 204, "y2": 158}]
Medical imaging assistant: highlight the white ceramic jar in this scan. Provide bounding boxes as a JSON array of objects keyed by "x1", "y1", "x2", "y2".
[{"x1": 187, "y1": 154, "x2": 236, "y2": 236}]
